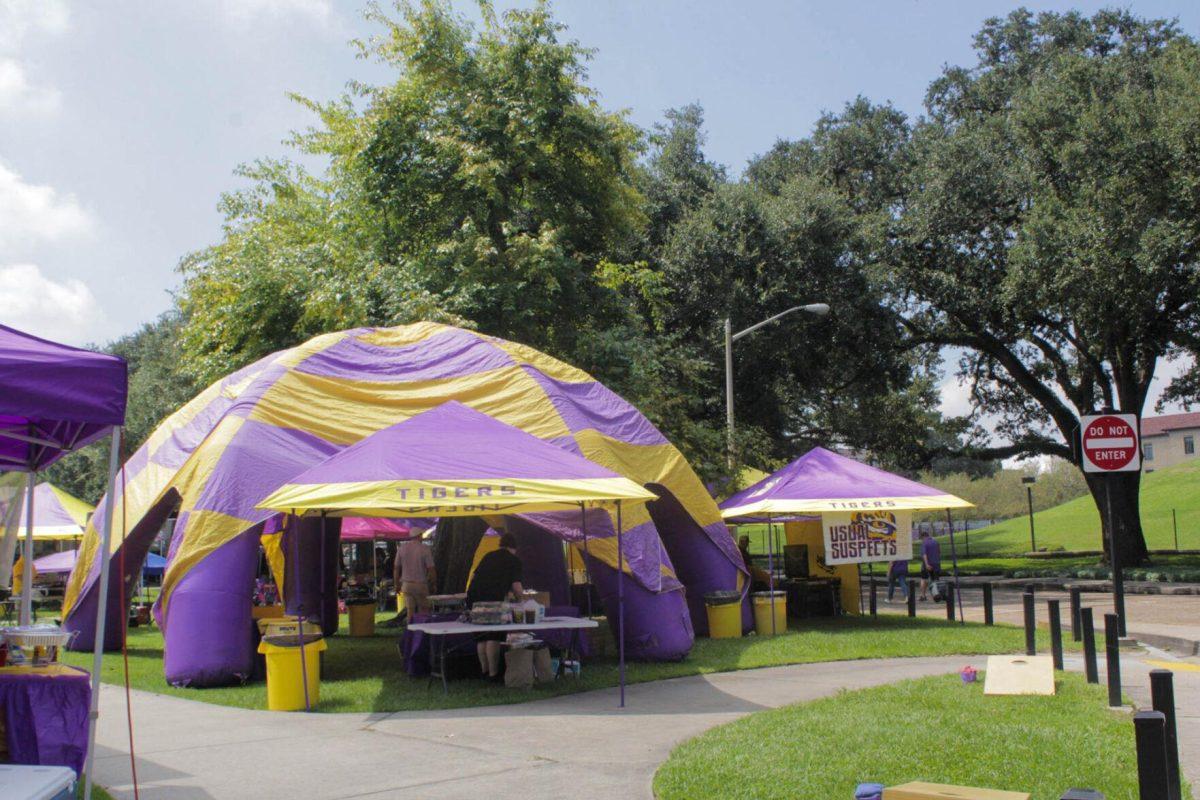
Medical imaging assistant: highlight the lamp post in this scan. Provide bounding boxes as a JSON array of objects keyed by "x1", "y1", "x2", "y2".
[
  {"x1": 724, "y1": 303, "x2": 829, "y2": 466},
  {"x1": 1022, "y1": 475, "x2": 1037, "y2": 553}
]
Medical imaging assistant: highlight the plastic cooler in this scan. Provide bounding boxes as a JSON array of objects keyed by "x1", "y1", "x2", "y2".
[
  {"x1": 703, "y1": 590, "x2": 743, "y2": 638},
  {"x1": 257, "y1": 636, "x2": 327, "y2": 711},
  {"x1": 753, "y1": 590, "x2": 787, "y2": 635},
  {"x1": 346, "y1": 601, "x2": 375, "y2": 637},
  {"x1": 0, "y1": 764, "x2": 75, "y2": 800},
  {"x1": 256, "y1": 616, "x2": 322, "y2": 638}
]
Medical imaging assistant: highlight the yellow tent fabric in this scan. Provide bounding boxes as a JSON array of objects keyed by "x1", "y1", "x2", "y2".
[{"x1": 784, "y1": 519, "x2": 861, "y2": 615}]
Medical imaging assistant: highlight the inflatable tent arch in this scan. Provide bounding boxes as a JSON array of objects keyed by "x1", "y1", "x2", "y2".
[{"x1": 63, "y1": 323, "x2": 749, "y2": 686}]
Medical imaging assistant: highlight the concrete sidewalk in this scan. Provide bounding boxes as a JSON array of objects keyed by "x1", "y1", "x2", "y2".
[
  {"x1": 93, "y1": 656, "x2": 976, "y2": 799},
  {"x1": 91, "y1": 650, "x2": 1200, "y2": 799}
]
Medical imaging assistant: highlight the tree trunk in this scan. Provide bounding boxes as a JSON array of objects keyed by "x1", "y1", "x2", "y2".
[
  {"x1": 1084, "y1": 471, "x2": 1149, "y2": 567},
  {"x1": 431, "y1": 516, "x2": 487, "y2": 594}
]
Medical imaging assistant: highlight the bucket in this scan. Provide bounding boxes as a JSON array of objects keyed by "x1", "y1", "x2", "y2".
[
  {"x1": 752, "y1": 591, "x2": 787, "y2": 636},
  {"x1": 347, "y1": 601, "x2": 375, "y2": 637},
  {"x1": 257, "y1": 637, "x2": 327, "y2": 711},
  {"x1": 704, "y1": 590, "x2": 743, "y2": 639}
]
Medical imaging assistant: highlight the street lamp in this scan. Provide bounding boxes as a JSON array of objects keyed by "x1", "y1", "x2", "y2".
[
  {"x1": 724, "y1": 303, "x2": 830, "y2": 465},
  {"x1": 1022, "y1": 475, "x2": 1037, "y2": 553}
]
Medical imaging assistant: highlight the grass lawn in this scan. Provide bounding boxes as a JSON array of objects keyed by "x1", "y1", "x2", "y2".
[
  {"x1": 943, "y1": 552, "x2": 1200, "y2": 579},
  {"x1": 61, "y1": 611, "x2": 1079, "y2": 714},
  {"x1": 962, "y1": 460, "x2": 1200, "y2": 556},
  {"x1": 653, "y1": 672, "x2": 1160, "y2": 800}
]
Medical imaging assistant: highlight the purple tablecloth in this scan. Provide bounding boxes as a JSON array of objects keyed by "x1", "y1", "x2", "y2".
[
  {"x1": 401, "y1": 606, "x2": 589, "y2": 676},
  {"x1": 0, "y1": 665, "x2": 91, "y2": 776}
]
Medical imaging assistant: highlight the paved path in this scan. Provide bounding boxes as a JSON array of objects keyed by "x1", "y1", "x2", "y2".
[{"x1": 92, "y1": 650, "x2": 1200, "y2": 799}]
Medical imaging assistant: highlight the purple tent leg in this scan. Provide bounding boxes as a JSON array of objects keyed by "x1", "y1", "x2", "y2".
[
  {"x1": 163, "y1": 526, "x2": 262, "y2": 687},
  {"x1": 617, "y1": 502, "x2": 625, "y2": 708}
]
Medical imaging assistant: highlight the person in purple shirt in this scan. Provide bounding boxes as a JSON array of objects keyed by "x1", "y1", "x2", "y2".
[
  {"x1": 886, "y1": 557, "x2": 909, "y2": 602},
  {"x1": 918, "y1": 530, "x2": 942, "y2": 601}
]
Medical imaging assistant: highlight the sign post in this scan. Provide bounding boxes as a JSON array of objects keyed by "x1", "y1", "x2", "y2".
[{"x1": 1080, "y1": 413, "x2": 1140, "y2": 637}]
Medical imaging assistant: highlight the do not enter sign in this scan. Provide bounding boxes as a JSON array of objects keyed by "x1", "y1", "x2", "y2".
[{"x1": 1080, "y1": 413, "x2": 1141, "y2": 473}]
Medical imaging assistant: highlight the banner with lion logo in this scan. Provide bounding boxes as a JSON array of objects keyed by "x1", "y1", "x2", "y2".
[{"x1": 821, "y1": 510, "x2": 912, "y2": 565}]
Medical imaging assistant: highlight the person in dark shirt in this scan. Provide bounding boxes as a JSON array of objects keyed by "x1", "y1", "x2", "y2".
[
  {"x1": 467, "y1": 532, "x2": 525, "y2": 680},
  {"x1": 918, "y1": 530, "x2": 942, "y2": 601}
]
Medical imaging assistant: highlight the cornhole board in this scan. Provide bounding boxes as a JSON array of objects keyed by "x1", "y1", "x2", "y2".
[
  {"x1": 883, "y1": 782, "x2": 1030, "y2": 800},
  {"x1": 983, "y1": 655, "x2": 1055, "y2": 696}
]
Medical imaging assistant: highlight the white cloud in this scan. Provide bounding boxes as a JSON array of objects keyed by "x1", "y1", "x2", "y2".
[
  {"x1": 0, "y1": 263, "x2": 102, "y2": 344},
  {"x1": 0, "y1": 57, "x2": 61, "y2": 115},
  {"x1": 217, "y1": 0, "x2": 333, "y2": 28},
  {"x1": 0, "y1": 161, "x2": 95, "y2": 250},
  {"x1": 0, "y1": 1, "x2": 69, "y2": 52},
  {"x1": 937, "y1": 374, "x2": 974, "y2": 418}
]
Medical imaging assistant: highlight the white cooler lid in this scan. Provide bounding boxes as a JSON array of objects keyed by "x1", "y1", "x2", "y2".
[{"x1": 0, "y1": 764, "x2": 76, "y2": 800}]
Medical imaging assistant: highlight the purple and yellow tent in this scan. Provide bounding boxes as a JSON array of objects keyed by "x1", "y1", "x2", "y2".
[{"x1": 63, "y1": 323, "x2": 746, "y2": 686}]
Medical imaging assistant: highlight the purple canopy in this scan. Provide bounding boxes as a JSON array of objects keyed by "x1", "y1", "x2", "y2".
[
  {"x1": 0, "y1": 324, "x2": 127, "y2": 471},
  {"x1": 33, "y1": 548, "x2": 79, "y2": 575},
  {"x1": 720, "y1": 447, "x2": 971, "y2": 520}
]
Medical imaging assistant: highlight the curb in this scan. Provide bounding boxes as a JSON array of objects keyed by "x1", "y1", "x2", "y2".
[{"x1": 1129, "y1": 631, "x2": 1200, "y2": 656}]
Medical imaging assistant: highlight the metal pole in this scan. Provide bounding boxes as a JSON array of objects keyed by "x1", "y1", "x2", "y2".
[
  {"x1": 945, "y1": 509, "x2": 963, "y2": 624},
  {"x1": 1104, "y1": 613, "x2": 1122, "y2": 708},
  {"x1": 616, "y1": 501, "x2": 625, "y2": 708},
  {"x1": 83, "y1": 427, "x2": 122, "y2": 800},
  {"x1": 724, "y1": 317, "x2": 735, "y2": 468},
  {"x1": 1023, "y1": 588, "x2": 1036, "y2": 655},
  {"x1": 1027, "y1": 485, "x2": 1036, "y2": 552},
  {"x1": 19, "y1": 470, "x2": 35, "y2": 625},
  {"x1": 294, "y1": 512, "x2": 312, "y2": 712},
  {"x1": 1081, "y1": 607, "x2": 1098, "y2": 683},
  {"x1": 1048, "y1": 599, "x2": 1063, "y2": 670},
  {"x1": 1070, "y1": 586, "x2": 1082, "y2": 641},
  {"x1": 867, "y1": 563, "x2": 876, "y2": 617},
  {"x1": 1107, "y1": 479, "x2": 1126, "y2": 637},
  {"x1": 767, "y1": 517, "x2": 776, "y2": 635},
  {"x1": 1149, "y1": 669, "x2": 1182, "y2": 800},
  {"x1": 1133, "y1": 711, "x2": 1170, "y2": 800},
  {"x1": 1172, "y1": 509, "x2": 1178, "y2": 552},
  {"x1": 580, "y1": 503, "x2": 592, "y2": 619}
]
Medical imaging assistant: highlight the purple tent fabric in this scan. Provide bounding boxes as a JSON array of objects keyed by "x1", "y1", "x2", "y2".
[
  {"x1": 720, "y1": 446, "x2": 969, "y2": 519},
  {"x1": 0, "y1": 666, "x2": 91, "y2": 776},
  {"x1": 0, "y1": 324, "x2": 127, "y2": 471}
]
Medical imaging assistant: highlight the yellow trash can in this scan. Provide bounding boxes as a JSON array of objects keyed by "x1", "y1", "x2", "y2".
[
  {"x1": 258, "y1": 636, "x2": 327, "y2": 711},
  {"x1": 257, "y1": 616, "x2": 322, "y2": 638},
  {"x1": 753, "y1": 591, "x2": 787, "y2": 636},
  {"x1": 704, "y1": 591, "x2": 743, "y2": 639},
  {"x1": 347, "y1": 601, "x2": 375, "y2": 637}
]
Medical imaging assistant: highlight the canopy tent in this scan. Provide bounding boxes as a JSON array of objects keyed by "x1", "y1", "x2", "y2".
[
  {"x1": 260, "y1": 401, "x2": 656, "y2": 706},
  {"x1": 141, "y1": 552, "x2": 167, "y2": 578},
  {"x1": 64, "y1": 322, "x2": 745, "y2": 688},
  {"x1": 720, "y1": 447, "x2": 972, "y2": 519},
  {"x1": 720, "y1": 447, "x2": 973, "y2": 623},
  {"x1": 11, "y1": 482, "x2": 94, "y2": 540},
  {"x1": 340, "y1": 517, "x2": 427, "y2": 542},
  {"x1": 33, "y1": 548, "x2": 80, "y2": 576},
  {"x1": 0, "y1": 323, "x2": 127, "y2": 800}
]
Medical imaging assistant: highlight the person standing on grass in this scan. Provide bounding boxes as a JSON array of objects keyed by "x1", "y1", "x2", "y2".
[
  {"x1": 885, "y1": 556, "x2": 908, "y2": 603},
  {"x1": 467, "y1": 532, "x2": 525, "y2": 681},
  {"x1": 395, "y1": 535, "x2": 437, "y2": 619},
  {"x1": 918, "y1": 530, "x2": 941, "y2": 601}
]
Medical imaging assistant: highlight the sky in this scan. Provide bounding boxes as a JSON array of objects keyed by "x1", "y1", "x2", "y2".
[{"x1": 1, "y1": 0, "x2": 1195, "y2": 419}]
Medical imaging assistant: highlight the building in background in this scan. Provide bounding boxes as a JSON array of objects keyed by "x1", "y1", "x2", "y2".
[{"x1": 1141, "y1": 412, "x2": 1200, "y2": 472}]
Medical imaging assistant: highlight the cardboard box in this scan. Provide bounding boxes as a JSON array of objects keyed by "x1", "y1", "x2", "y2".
[{"x1": 884, "y1": 782, "x2": 1030, "y2": 800}]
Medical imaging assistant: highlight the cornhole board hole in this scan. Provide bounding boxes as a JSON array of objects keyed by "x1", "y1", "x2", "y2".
[
  {"x1": 884, "y1": 782, "x2": 1030, "y2": 800},
  {"x1": 983, "y1": 655, "x2": 1055, "y2": 696}
]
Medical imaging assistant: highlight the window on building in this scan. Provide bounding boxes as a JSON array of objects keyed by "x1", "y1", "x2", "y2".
[
  {"x1": 1144, "y1": 443, "x2": 1154, "y2": 462},
  {"x1": 1186, "y1": 435, "x2": 1195, "y2": 456}
]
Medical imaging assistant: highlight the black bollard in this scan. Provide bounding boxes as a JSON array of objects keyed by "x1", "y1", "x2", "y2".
[
  {"x1": 1069, "y1": 586, "x2": 1082, "y2": 642},
  {"x1": 1149, "y1": 670, "x2": 1181, "y2": 800},
  {"x1": 1059, "y1": 791, "x2": 1105, "y2": 800},
  {"x1": 1104, "y1": 613, "x2": 1122, "y2": 708},
  {"x1": 869, "y1": 577, "x2": 877, "y2": 617},
  {"x1": 1023, "y1": 589, "x2": 1036, "y2": 655},
  {"x1": 982, "y1": 582, "x2": 994, "y2": 625},
  {"x1": 1048, "y1": 599, "x2": 1064, "y2": 671},
  {"x1": 1081, "y1": 607, "x2": 1098, "y2": 684},
  {"x1": 946, "y1": 581, "x2": 956, "y2": 621},
  {"x1": 1133, "y1": 711, "x2": 1170, "y2": 800},
  {"x1": 907, "y1": 579, "x2": 916, "y2": 618}
]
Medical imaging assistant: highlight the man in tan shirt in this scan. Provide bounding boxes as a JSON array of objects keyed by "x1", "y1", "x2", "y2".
[{"x1": 394, "y1": 537, "x2": 437, "y2": 618}]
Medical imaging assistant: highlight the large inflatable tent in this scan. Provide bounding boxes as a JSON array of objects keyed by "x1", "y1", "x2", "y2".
[{"x1": 62, "y1": 322, "x2": 748, "y2": 686}]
